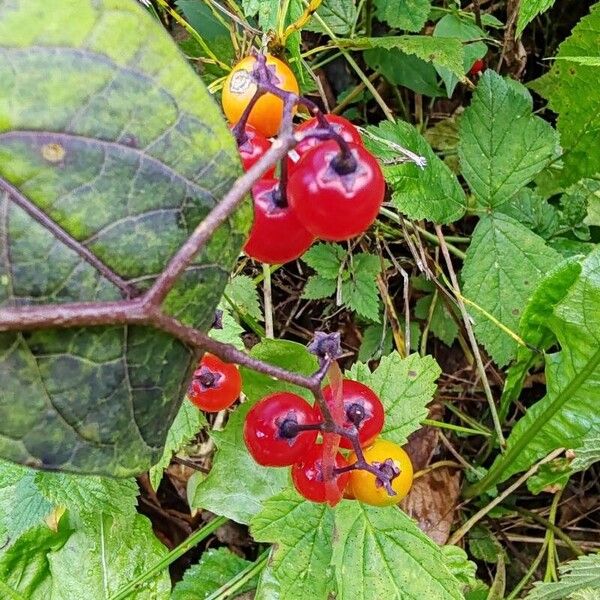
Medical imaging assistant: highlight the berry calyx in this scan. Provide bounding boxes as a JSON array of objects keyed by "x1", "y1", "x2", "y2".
[
  {"x1": 188, "y1": 353, "x2": 242, "y2": 412},
  {"x1": 222, "y1": 54, "x2": 299, "y2": 138},
  {"x1": 243, "y1": 392, "x2": 319, "y2": 466},
  {"x1": 291, "y1": 444, "x2": 350, "y2": 504},
  {"x1": 348, "y1": 439, "x2": 414, "y2": 506},
  {"x1": 233, "y1": 125, "x2": 275, "y2": 176},
  {"x1": 314, "y1": 380, "x2": 384, "y2": 449},
  {"x1": 288, "y1": 115, "x2": 363, "y2": 172},
  {"x1": 243, "y1": 178, "x2": 315, "y2": 264},
  {"x1": 287, "y1": 140, "x2": 385, "y2": 241}
]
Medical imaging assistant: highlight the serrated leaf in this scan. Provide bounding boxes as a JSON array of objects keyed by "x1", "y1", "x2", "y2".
[
  {"x1": 341, "y1": 273, "x2": 381, "y2": 322},
  {"x1": 304, "y1": 0, "x2": 358, "y2": 35},
  {"x1": 251, "y1": 488, "x2": 335, "y2": 600},
  {"x1": 526, "y1": 458, "x2": 571, "y2": 494},
  {"x1": 225, "y1": 275, "x2": 263, "y2": 322},
  {"x1": 373, "y1": 0, "x2": 431, "y2": 32},
  {"x1": 490, "y1": 247, "x2": 600, "y2": 485},
  {"x1": 49, "y1": 513, "x2": 170, "y2": 599},
  {"x1": 0, "y1": 0, "x2": 249, "y2": 476},
  {"x1": 332, "y1": 502, "x2": 463, "y2": 600},
  {"x1": 469, "y1": 526, "x2": 504, "y2": 563},
  {"x1": 357, "y1": 324, "x2": 394, "y2": 362},
  {"x1": 209, "y1": 308, "x2": 246, "y2": 351},
  {"x1": 149, "y1": 397, "x2": 207, "y2": 491},
  {"x1": 172, "y1": 547, "x2": 257, "y2": 600},
  {"x1": 347, "y1": 352, "x2": 441, "y2": 444},
  {"x1": 529, "y1": 5, "x2": 600, "y2": 187},
  {"x1": 415, "y1": 293, "x2": 459, "y2": 346},
  {"x1": 345, "y1": 36, "x2": 464, "y2": 76},
  {"x1": 302, "y1": 275, "x2": 338, "y2": 300},
  {"x1": 526, "y1": 553, "x2": 600, "y2": 600},
  {"x1": 516, "y1": 0, "x2": 555, "y2": 36},
  {"x1": 302, "y1": 243, "x2": 346, "y2": 280},
  {"x1": 441, "y1": 545, "x2": 478, "y2": 587},
  {"x1": 34, "y1": 471, "x2": 139, "y2": 517},
  {"x1": 459, "y1": 70, "x2": 559, "y2": 208},
  {"x1": 498, "y1": 188, "x2": 560, "y2": 240},
  {"x1": 462, "y1": 213, "x2": 559, "y2": 366},
  {"x1": 365, "y1": 121, "x2": 466, "y2": 223},
  {"x1": 9, "y1": 476, "x2": 53, "y2": 542}
]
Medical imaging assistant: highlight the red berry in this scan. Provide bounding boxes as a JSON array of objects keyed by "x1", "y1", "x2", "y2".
[
  {"x1": 470, "y1": 59, "x2": 485, "y2": 76},
  {"x1": 244, "y1": 393, "x2": 319, "y2": 466},
  {"x1": 188, "y1": 353, "x2": 242, "y2": 412},
  {"x1": 244, "y1": 178, "x2": 315, "y2": 264},
  {"x1": 291, "y1": 444, "x2": 350, "y2": 504},
  {"x1": 314, "y1": 380, "x2": 384, "y2": 449},
  {"x1": 233, "y1": 125, "x2": 275, "y2": 176},
  {"x1": 287, "y1": 115, "x2": 363, "y2": 172},
  {"x1": 287, "y1": 141, "x2": 385, "y2": 241}
]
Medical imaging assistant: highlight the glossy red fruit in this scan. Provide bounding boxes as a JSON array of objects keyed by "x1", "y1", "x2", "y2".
[
  {"x1": 287, "y1": 141, "x2": 385, "y2": 241},
  {"x1": 470, "y1": 58, "x2": 485, "y2": 76},
  {"x1": 291, "y1": 444, "x2": 350, "y2": 504},
  {"x1": 287, "y1": 115, "x2": 363, "y2": 172},
  {"x1": 244, "y1": 178, "x2": 315, "y2": 264},
  {"x1": 188, "y1": 353, "x2": 242, "y2": 412},
  {"x1": 233, "y1": 125, "x2": 275, "y2": 176},
  {"x1": 314, "y1": 380, "x2": 385, "y2": 449},
  {"x1": 244, "y1": 392, "x2": 319, "y2": 466}
]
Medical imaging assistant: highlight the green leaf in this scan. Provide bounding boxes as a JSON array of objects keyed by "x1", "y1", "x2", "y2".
[
  {"x1": 346, "y1": 36, "x2": 464, "y2": 77},
  {"x1": 251, "y1": 488, "x2": 335, "y2": 600},
  {"x1": 373, "y1": 0, "x2": 431, "y2": 32},
  {"x1": 468, "y1": 526, "x2": 504, "y2": 564},
  {"x1": 525, "y1": 553, "x2": 600, "y2": 600},
  {"x1": 516, "y1": 0, "x2": 555, "y2": 36},
  {"x1": 149, "y1": 398, "x2": 207, "y2": 491},
  {"x1": 462, "y1": 213, "x2": 559, "y2": 366},
  {"x1": 0, "y1": 0, "x2": 248, "y2": 476},
  {"x1": 497, "y1": 188, "x2": 560, "y2": 240},
  {"x1": 33, "y1": 471, "x2": 139, "y2": 517},
  {"x1": 357, "y1": 324, "x2": 394, "y2": 362},
  {"x1": 530, "y1": 4, "x2": 600, "y2": 187},
  {"x1": 171, "y1": 547, "x2": 257, "y2": 600},
  {"x1": 341, "y1": 254, "x2": 383, "y2": 322},
  {"x1": 332, "y1": 502, "x2": 463, "y2": 599},
  {"x1": 526, "y1": 458, "x2": 572, "y2": 494},
  {"x1": 302, "y1": 243, "x2": 346, "y2": 280},
  {"x1": 487, "y1": 247, "x2": 600, "y2": 485},
  {"x1": 0, "y1": 521, "x2": 71, "y2": 599},
  {"x1": 365, "y1": 120, "x2": 466, "y2": 223},
  {"x1": 225, "y1": 275, "x2": 263, "y2": 322},
  {"x1": 364, "y1": 48, "x2": 444, "y2": 96},
  {"x1": 48, "y1": 513, "x2": 170, "y2": 599},
  {"x1": 499, "y1": 257, "x2": 583, "y2": 419},
  {"x1": 9, "y1": 476, "x2": 53, "y2": 541},
  {"x1": 347, "y1": 352, "x2": 441, "y2": 444},
  {"x1": 302, "y1": 275, "x2": 338, "y2": 300},
  {"x1": 564, "y1": 177, "x2": 600, "y2": 228},
  {"x1": 441, "y1": 545, "x2": 478, "y2": 587},
  {"x1": 190, "y1": 401, "x2": 288, "y2": 525},
  {"x1": 209, "y1": 307, "x2": 246, "y2": 351},
  {"x1": 240, "y1": 339, "x2": 318, "y2": 403},
  {"x1": 415, "y1": 292, "x2": 459, "y2": 346},
  {"x1": 304, "y1": 0, "x2": 358, "y2": 35},
  {"x1": 459, "y1": 71, "x2": 559, "y2": 208},
  {"x1": 572, "y1": 428, "x2": 600, "y2": 472}
]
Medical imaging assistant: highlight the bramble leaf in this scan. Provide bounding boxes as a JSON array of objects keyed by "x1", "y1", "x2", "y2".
[
  {"x1": 347, "y1": 352, "x2": 441, "y2": 444},
  {"x1": 172, "y1": 548, "x2": 257, "y2": 600},
  {"x1": 332, "y1": 502, "x2": 463, "y2": 600},
  {"x1": 0, "y1": 0, "x2": 248, "y2": 476},
  {"x1": 516, "y1": 0, "x2": 555, "y2": 37},
  {"x1": 365, "y1": 121, "x2": 466, "y2": 223},
  {"x1": 462, "y1": 214, "x2": 559, "y2": 366},
  {"x1": 373, "y1": 0, "x2": 431, "y2": 32},
  {"x1": 459, "y1": 70, "x2": 559, "y2": 208},
  {"x1": 490, "y1": 247, "x2": 600, "y2": 484},
  {"x1": 530, "y1": 4, "x2": 600, "y2": 187},
  {"x1": 251, "y1": 489, "x2": 335, "y2": 600},
  {"x1": 526, "y1": 552, "x2": 600, "y2": 600},
  {"x1": 304, "y1": 0, "x2": 358, "y2": 35}
]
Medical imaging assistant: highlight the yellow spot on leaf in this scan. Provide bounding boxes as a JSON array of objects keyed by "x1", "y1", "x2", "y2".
[{"x1": 42, "y1": 143, "x2": 66, "y2": 163}]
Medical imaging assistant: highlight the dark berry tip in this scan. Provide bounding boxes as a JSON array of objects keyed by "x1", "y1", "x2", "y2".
[
  {"x1": 330, "y1": 151, "x2": 358, "y2": 176},
  {"x1": 308, "y1": 331, "x2": 342, "y2": 360},
  {"x1": 346, "y1": 402, "x2": 366, "y2": 427}
]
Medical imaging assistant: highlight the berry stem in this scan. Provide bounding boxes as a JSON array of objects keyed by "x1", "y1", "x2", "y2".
[{"x1": 231, "y1": 88, "x2": 266, "y2": 144}]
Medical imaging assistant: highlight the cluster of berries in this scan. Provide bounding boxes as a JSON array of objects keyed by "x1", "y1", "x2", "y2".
[
  {"x1": 221, "y1": 54, "x2": 386, "y2": 265},
  {"x1": 243, "y1": 380, "x2": 413, "y2": 506}
]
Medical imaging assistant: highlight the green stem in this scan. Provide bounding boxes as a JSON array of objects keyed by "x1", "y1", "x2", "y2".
[
  {"x1": 465, "y1": 346, "x2": 600, "y2": 498},
  {"x1": 109, "y1": 516, "x2": 227, "y2": 600},
  {"x1": 206, "y1": 549, "x2": 270, "y2": 600},
  {"x1": 506, "y1": 540, "x2": 548, "y2": 600},
  {"x1": 423, "y1": 418, "x2": 491, "y2": 437}
]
